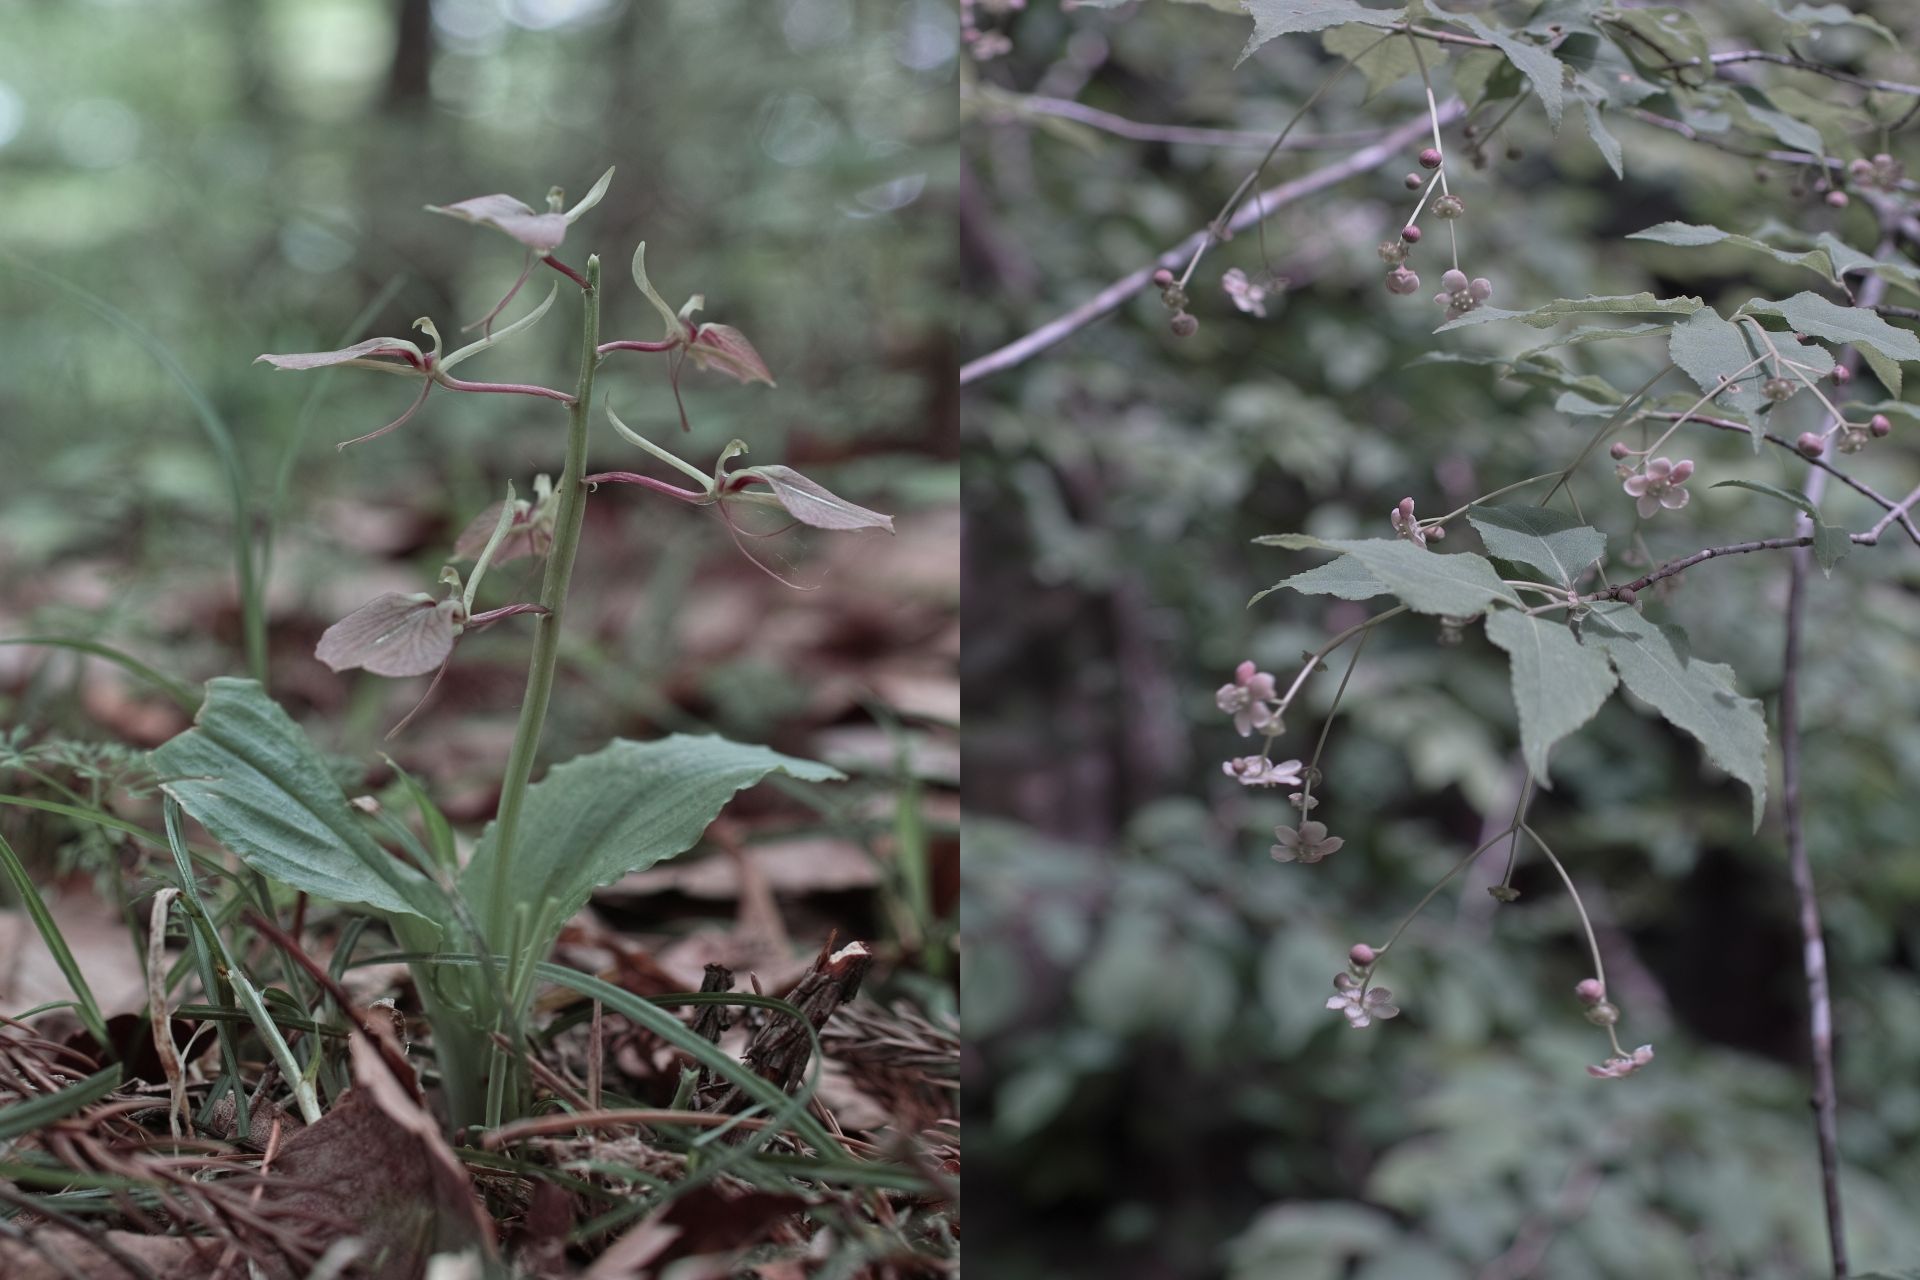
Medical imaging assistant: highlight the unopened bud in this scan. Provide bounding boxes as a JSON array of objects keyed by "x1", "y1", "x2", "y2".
[
  {"x1": 1170, "y1": 312, "x2": 1199, "y2": 338},
  {"x1": 1405, "y1": 172, "x2": 1424, "y2": 189},
  {"x1": 1871, "y1": 413, "x2": 1892, "y2": 438},
  {"x1": 1401, "y1": 224, "x2": 1422, "y2": 244},
  {"x1": 1575, "y1": 978, "x2": 1606, "y2": 1004},
  {"x1": 1796, "y1": 431, "x2": 1827, "y2": 457},
  {"x1": 1349, "y1": 943, "x2": 1377, "y2": 968},
  {"x1": 1426, "y1": 524, "x2": 1445, "y2": 540},
  {"x1": 1152, "y1": 268, "x2": 1174, "y2": 288},
  {"x1": 1418, "y1": 147, "x2": 1442, "y2": 169},
  {"x1": 1615, "y1": 586, "x2": 1638, "y2": 605},
  {"x1": 1826, "y1": 191, "x2": 1850, "y2": 209},
  {"x1": 1609, "y1": 441, "x2": 1630, "y2": 460},
  {"x1": 1831, "y1": 364, "x2": 1851, "y2": 384}
]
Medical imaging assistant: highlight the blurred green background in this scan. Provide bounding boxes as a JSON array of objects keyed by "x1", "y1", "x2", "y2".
[
  {"x1": 0, "y1": 0, "x2": 957, "y2": 751},
  {"x1": 962, "y1": 3, "x2": 1920, "y2": 1277}
]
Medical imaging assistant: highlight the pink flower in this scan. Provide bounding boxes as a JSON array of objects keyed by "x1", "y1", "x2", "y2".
[
  {"x1": 1216, "y1": 660, "x2": 1278, "y2": 737},
  {"x1": 1222, "y1": 268, "x2": 1271, "y2": 318},
  {"x1": 1272, "y1": 820, "x2": 1344, "y2": 864},
  {"x1": 1390, "y1": 497, "x2": 1443, "y2": 548},
  {"x1": 1623, "y1": 457, "x2": 1694, "y2": 519},
  {"x1": 1223, "y1": 756, "x2": 1304, "y2": 789},
  {"x1": 1327, "y1": 972, "x2": 1400, "y2": 1028},
  {"x1": 1587, "y1": 1044, "x2": 1655, "y2": 1079},
  {"x1": 1432, "y1": 268, "x2": 1493, "y2": 321}
]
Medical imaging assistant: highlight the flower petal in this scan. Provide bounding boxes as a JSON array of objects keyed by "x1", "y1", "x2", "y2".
[
  {"x1": 1660, "y1": 485, "x2": 1691, "y2": 510},
  {"x1": 316, "y1": 594, "x2": 459, "y2": 677},
  {"x1": 1623, "y1": 475, "x2": 1651, "y2": 496},
  {"x1": 426, "y1": 193, "x2": 569, "y2": 252},
  {"x1": 1636, "y1": 493, "x2": 1660, "y2": 519},
  {"x1": 256, "y1": 336, "x2": 425, "y2": 371},
  {"x1": 689, "y1": 323, "x2": 776, "y2": 386},
  {"x1": 733, "y1": 465, "x2": 895, "y2": 533}
]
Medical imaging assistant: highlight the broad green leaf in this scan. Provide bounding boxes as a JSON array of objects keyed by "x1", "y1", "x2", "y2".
[
  {"x1": 151, "y1": 679, "x2": 441, "y2": 921},
  {"x1": 1631, "y1": 222, "x2": 1839, "y2": 286},
  {"x1": 1585, "y1": 607, "x2": 1768, "y2": 829},
  {"x1": 1580, "y1": 97, "x2": 1623, "y2": 178},
  {"x1": 1466, "y1": 505, "x2": 1605, "y2": 587},
  {"x1": 1251, "y1": 555, "x2": 1387, "y2": 607},
  {"x1": 1451, "y1": 12, "x2": 1564, "y2": 129},
  {"x1": 1484, "y1": 608, "x2": 1617, "y2": 781},
  {"x1": 1323, "y1": 22, "x2": 1421, "y2": 97},
  {"x1": 1439, "y1": 293, "x2": 1703, "y2": 331},
  {"x1": 1519, "y1": 321, "x2": 1671, "y2": 355},
  {"x1": 1742, "y1": 292, "x2": 1920, "y2": 367},
  {"x1": 1319, "y1": 539, "x2": 1515, "y2": 616},
  {"x1": 1769, "y1": 1, "x2": 1896, "y2": 44},
  {"x1": 1729, "y1": 88, "x2": 1824, "y2": 155},
  {"x1": 1859, "y1": 344, "x2": 1903, "y2": 397},
  {"x1": 1668, "y1": 306, "x2": 1772, "y2": 419},
  {"x1": 459, "y1": 735, "x2": 844, "y2": 937},
  {"x1": 1239, "y1": 0, "x2": 1403, "y2": 65}
]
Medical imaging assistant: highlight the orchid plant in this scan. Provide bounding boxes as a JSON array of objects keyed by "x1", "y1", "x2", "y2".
[{"x1": 150, "y1": 166, "x2": 896, "y2": 1135}]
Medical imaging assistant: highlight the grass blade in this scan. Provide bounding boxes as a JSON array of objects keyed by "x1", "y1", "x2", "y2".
[
  {"x1": 0, "y1": 637, "x2": 197, "y2": 710},
  {"x1": 0, "y1": 831, "x2": 109, "y2": 1046},
  {"x1": 0, "y1": 1066, "x2": 123, "y2": 1143}
]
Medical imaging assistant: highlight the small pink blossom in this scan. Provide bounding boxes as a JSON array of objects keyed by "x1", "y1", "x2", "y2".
[
  {"x1": 1433, "y1": 268, "x2": 1493, "y2": 322},
  {"x1": 1272, "y1": 820, "x2": 1345, "y2": 864},
  {"x1": 1327, "y1": 972, "x2": 1399, "y2": 1028},
  {"x1": 1222, "y1": 268, "x2": 1272, "y2": 318},
  {"x1": 1587, "y1": 1044, "x2": 1655, "y2": 1079},
  {"x1": 1216, "y1": 660, "x2": 1279, "y2": 736},
  {"x1": 1390, "y1": 497, "x2": 1443, "y2": 548},
  {"x1": 1623, "y1": 457, "x2": 1694, "y2": 518},
  {"x1": 1223, "y1": 756, "x2": 1304, "y2": 789}
]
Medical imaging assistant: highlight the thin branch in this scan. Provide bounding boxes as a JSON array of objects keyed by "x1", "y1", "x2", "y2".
[
  {"x1": 960, "y1": 107, "x2": 1458, "y2": 386},
  {"x1": 970, "y1": 90, "x2": 1404, "y2": 150},
  {"x1": 1702, "y1": 50, "x2": 1920, "y2": 97},
  {"x1": 1866, "y1": 482, "x2": 1920, "y2": 542},
  {"x1": 1591, "y1": 534, "x2": 1853, "y2": 600}
]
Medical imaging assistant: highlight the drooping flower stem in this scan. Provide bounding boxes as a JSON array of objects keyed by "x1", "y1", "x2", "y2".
[{"x1": 489, "y1": 254, "x2": 602, "y2": 953}]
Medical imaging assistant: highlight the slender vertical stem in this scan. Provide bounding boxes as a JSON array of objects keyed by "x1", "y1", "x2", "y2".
[{"x1": 489, "y1": 255, "x2": 602, "y2": 945}]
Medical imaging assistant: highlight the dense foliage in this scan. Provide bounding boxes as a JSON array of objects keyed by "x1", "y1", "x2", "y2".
[{"x1": 964, "y1": 2, "x2": 1920, "y2": 1276}]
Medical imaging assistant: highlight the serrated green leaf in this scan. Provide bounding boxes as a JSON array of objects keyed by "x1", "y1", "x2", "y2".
[
  {"x1": 1585, "y1": 606, "x2": 1769, "y2": 829},
  {"x1": 1743, "y1": 292, "x2": 1920, "y2": 366},
  {"x1": 1484, "y1": 609, "x2": 1617, "y2": 780},
  {"x1": 1439, "y1": 293, "x2": 1703, "y2": 331},
  {"x1": 1251, "y1": 555, "x2": 1388, "y2": 607},
  {"x1": 1466, "y1": 505, "x2": 1605, "y2": 587},
  {"x1": 1859, "y1": 343, "x2": 1903, "y2": 396},
  {"x1": 1323, "y1": 22, "x2": 1422, "y2": 97},
  {"x1": 1729, "y1": 87, "x2": 1825, "y2": 154},
  {"x1": 1239, "y1": 0, "x2": 1403, "y2": 65},
  {"x1": 151, "y1": 679, "x2": 441, "y2": 921},
  {"x1": 1451, "y1": 12, "x2": 1563, "y2": 129},
  {"x1": 460, "y1": 736, "x2": 843, "y2": 942},
  {"x1": 1580, "y1": 97, "x2": 1623, "y2": 178},
  {"x1": 1319, "y1": 539, "x2": 1516, "y2": 616}
]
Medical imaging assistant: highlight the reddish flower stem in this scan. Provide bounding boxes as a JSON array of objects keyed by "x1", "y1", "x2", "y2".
[
  {"x1": 542, "y1": 255, "x2": 591, "y2": 289},
  {"x1": 596, "y1": 338, "x2": 682, "y2": 355},
  {"x1": 435, "y1": 374, "x2": 575, "y2": 403},
  {"x1": 466, "y1": 603, "x2": 551, "y2": 629},
  {"x1": 583, "y1": 470, "x2": 708, "y2": 503}
]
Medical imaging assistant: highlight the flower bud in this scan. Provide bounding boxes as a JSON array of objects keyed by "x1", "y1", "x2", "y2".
[
  {"x1": 1418, "y1": 147, "x2": 1442, "y2": 169},
  {"x1": 1385, "y1": 267, "x2": 1421, "y2": 296},
  {"x1": 1426, "y1": 524, "x2": 1445, "y2": 540},
  {"x1": 1349, "y1": 943, "x2": 1377, "y2": 968},
  {"x1": 1401, "y1": 224, "x2": 1422, "y2": 244},
  {"x1": 1796, "y1": 431, "x2": 1826, "y2": 457},
  {"x1": 1152, "y1": 268, "x2": 1174, "y2": 288},
  {"x1": 1871, "y1": 413, "x2": 1892, "y2": 438},
  {"x1": 1831, "y1": 364, "x2": 1851, "y2": 384},
  {"x1": 1609, "y1": 442, "x2": 1631, "y2": 460},
  {"x1": 1827, "y1": 190, "x2": 1850, "y2": 208},
  {"x1": 1584, "y1": 999, "x2": 1621, "y2": 1027},
  {"x1": 1575, "y1": 978, "x2": 1605, "y2": 1004},
  {"x1": 1405, "y1": 172, "x2": 1424, "y2": 190},
  {"x1": 1170, "y1": 312, "x2": 1199, "y2": 338}
]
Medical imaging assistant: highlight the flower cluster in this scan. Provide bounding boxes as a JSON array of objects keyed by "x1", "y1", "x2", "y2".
[
  {"x1": 1588, "y1": 1044, "x2": 1656, "y2": 1079},
  {"x1": 1622, "y1": 456, "x2": 1694, "y2": 518},
  {"x1": 1848, "y1": 151, "x2": 1904, "y2": 194},
  {"x1": 1433, "y1": 268, "x2": 1492, "y2": 322}
]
